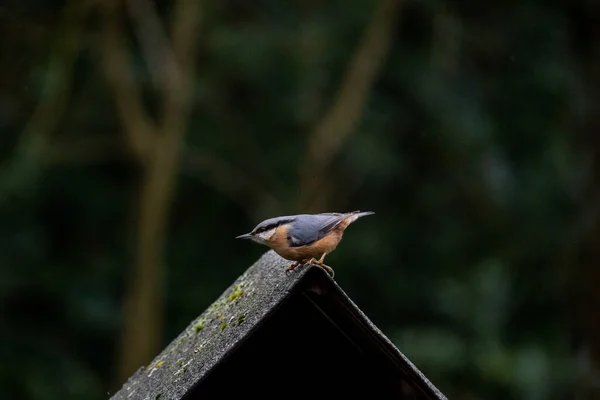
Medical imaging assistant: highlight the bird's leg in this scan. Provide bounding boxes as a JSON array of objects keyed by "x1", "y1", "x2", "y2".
[
  {"x1": 313, "y1": 253, "x2": 334, "y2": 278},
  {"x1": 285, "y1": 261, "x2": 301, "y2": 275}
]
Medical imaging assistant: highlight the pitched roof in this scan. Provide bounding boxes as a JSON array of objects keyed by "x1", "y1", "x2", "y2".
[{"x1": 110, "y1": 250, "x2": 447, "y2": 400}]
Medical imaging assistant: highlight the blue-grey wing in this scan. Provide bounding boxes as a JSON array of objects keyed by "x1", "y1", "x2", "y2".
[{"x1": 287, "y1": 213, "x2": 344, "y2": 247}]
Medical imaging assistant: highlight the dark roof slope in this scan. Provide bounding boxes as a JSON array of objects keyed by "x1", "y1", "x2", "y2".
[{"x1": 110, "y1": 250, "x2": 447, "y2": 400}]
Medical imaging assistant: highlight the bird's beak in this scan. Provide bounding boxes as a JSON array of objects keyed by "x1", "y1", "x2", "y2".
[{"x1": 235, "y1": 233, "x2": 253, "y2": 240}]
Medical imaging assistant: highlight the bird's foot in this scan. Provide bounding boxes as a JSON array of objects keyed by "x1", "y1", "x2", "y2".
[
  {"x1": 285, "y1": 259, "x2": 335, "y2": 278},
  {"x1": 319, "y1": 263, "x2": 335, "y2": 278},
  {"x1": 285, "y1": 261, "x2": 300, "y2": 275},
  {"x1": 307, "y1": 258, "x2": 335, "y2": 278}
]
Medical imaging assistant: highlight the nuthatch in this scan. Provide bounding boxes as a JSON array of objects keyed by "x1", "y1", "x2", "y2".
[{"x1": 236, "y1": 211, "x2": 374, "y2": 277}]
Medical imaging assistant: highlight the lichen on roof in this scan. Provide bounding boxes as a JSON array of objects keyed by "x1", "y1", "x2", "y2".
[
  {"x1": 110, "y1": 250, "x2": 313, "y2": 400},
  {"x1": 110, "y1": 249, "x2": 447, "y2": 400}
]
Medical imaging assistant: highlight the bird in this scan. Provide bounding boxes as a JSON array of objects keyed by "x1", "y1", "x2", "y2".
[{"x1": 235, "y1": 210, "x2": 374, "y2": 277}]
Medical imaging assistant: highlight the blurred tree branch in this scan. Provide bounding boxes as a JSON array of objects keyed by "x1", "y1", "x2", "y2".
[
  {"x1": 42, "y1": 137, "x2": 279, "y2": 219},
  {"x1": 99, "y1": 0, "x2": 201, "y2": 382},
  {"x1": 44, "y1": 136, "x2": 125, "y2": 165},
  {"x1": 97, "y1": 0, "x2": 285, "y2": 225},
  {"x1": 126, "y1": 0, "x2": 177, "y2": 92},
  {"x1": 574, "y1": 132, "x2": 600, "y2": 400},
  {"x1": 297, "y1": 0, "x2": 402, "y2": 212},
  {"x1": 183, "y1": 147, "x2": 281, "y2": 219},
  {"x1": 100, "y1": 0, "x2": 156, "y2": 162},
  {"x1": 571, "y1": 6, "x2": 600, "y2": 395},
  {"x1": 123, "y1": 0, "x2": 200, "y2": 382},
  {"x1": 0, "y1": 0, "x2": 89, "y2": 203}
]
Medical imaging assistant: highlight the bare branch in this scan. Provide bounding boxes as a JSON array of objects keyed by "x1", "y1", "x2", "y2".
[
  {"x1": 183, "y1": 147, "x2": 282, "y2": 219},
  {"x1": 117, "y1": 0, "x2": 201, "y2": 382},
  {"x1": 0, "y1": 0, "x2": 89, "y2": 203},
  {"x1": 43, "y1": 136, "x2": 125, "y2": 165},
  {"x1": 431, "y1": 8, "x2": 462, "y2": 76},
  {"x1": 41, "y1": 139, "x2": 281, "y2": 222},
  {"x1": 125, "y1": 0, "x2": 281, "y2": 219},
  {"x1": 99, "y1": 0, "x2": 156, "y2": 161},
  {"x1": 126, "y1": 0, "x2": 178, "y2": 92},
  {"x1": 40, "y1": 136, "x2": 281, "y2": 219},
  {"x1": 163, "y1": 0, "x2": 199, "y2": 115},
  {"x1": 298, "y1": 0, "x2": 402, "y2": 211}
]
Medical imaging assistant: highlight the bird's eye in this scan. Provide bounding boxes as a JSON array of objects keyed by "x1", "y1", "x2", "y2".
[{"x1": 256, "y1": 224, "x2": 275, "y2": 234}]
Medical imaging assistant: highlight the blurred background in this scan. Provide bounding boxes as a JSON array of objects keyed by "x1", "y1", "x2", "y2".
[{"x1": 0, "y1": 0, "x2": 598, "y2": 399}]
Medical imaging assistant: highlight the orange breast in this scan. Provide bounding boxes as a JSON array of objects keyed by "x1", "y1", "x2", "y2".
[{"x1": 267, "y1": 225, "x2": 344, "y2": 262}]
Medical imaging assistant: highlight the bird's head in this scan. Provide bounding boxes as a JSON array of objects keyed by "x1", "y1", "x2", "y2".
[{"x1": 235, "y1": 216, "x2": 294, "y2": 245}]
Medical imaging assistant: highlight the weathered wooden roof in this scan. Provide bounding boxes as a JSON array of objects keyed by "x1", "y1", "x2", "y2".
[{"x1": 110, "y1": 250, "x2": 447, "y2": 400}]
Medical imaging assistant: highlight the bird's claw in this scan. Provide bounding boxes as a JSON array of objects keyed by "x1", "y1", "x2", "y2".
[
  {"x1": 285, "y1": 262, "x2": 300, "y2": 275},
  {"x1": 285, "y1": 259, "x2": 335, "y2": 279},
  {"x1": 307, "y1": 258, "x2": 335, "y2": 278},
  {"x1": 320, "y1": 264, "x2": 335, "y2": 278}
]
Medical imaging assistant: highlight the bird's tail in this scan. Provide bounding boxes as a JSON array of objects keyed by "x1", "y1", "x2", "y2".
[{"x1": 343, "y1": 210, "x2": 375, "y2": 225}]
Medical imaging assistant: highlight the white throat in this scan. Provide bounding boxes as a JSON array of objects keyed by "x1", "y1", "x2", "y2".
[{"x1": 253, "y1": 227, "x2": 277, "y2": 243}]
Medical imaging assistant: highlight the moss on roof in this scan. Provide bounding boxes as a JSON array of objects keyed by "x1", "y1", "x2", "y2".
[
  {"x1": 110, "y1": 250, "x2": 447, "y2": 400},
  {"x1": 110, "y1": 250, "x2": 314, "y2": 400}
]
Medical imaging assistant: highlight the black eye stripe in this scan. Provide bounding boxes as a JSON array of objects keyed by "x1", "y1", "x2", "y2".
[
  {"x1": 255, "y1": 224, "x2": 275, "y2": 234},
  {"x1": 254, "y1": 219, "x2": 293, "y2": 234}
]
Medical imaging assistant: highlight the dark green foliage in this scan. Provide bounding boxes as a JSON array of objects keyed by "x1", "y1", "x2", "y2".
[{"x1": 0, "y1": 0, "x2": 593, "y2": 399}]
